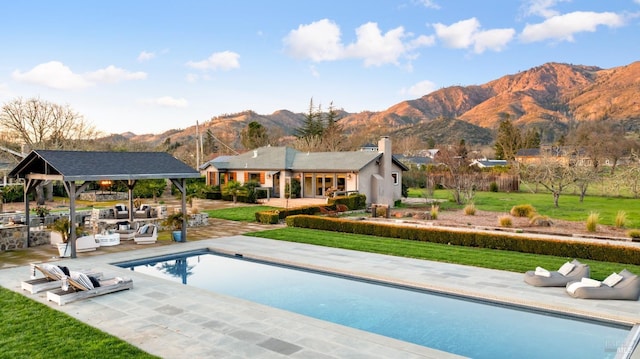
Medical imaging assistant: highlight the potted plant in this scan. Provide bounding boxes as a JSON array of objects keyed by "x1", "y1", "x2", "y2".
[
  {"x1": 162, "y1": 212, "x2": 186, "y2": 242},
  {"x1": 33, "y1": 206, "x2": 50, "y2": 227},
  {"x1": 51, "y1": 217, "x2": 80, "y2": 257}
]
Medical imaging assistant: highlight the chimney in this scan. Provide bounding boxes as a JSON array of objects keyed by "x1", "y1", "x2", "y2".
[
  {"x1": 378, "y1": 136, "x2": 393, "y2": 207},
  {"x1": 252, "y1": 150, "x2": 258, "y2": 158}
]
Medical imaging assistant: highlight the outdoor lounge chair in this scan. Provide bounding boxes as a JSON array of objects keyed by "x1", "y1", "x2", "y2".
[
  {"x1": 114, "y1": 204, "x2": 129, "y2": 219},
  {"x1": 566, "y1": 269, "x2": 640, "y2": 300},
  {"x1": 134, "y1": 224, "x2": 158, "y2": 244},
  {"x1": 524, "y1": 259, "x2": 590, "y2": 287},
  {"x1": 134, "y1": 204, "x2": 152, "y2": 218},
  {"x1": 21, "y1": 263, "x2": 101, "y2": 294},
  {"x1": 46, "y1": 271, "x2": 133, "y2": 306}
]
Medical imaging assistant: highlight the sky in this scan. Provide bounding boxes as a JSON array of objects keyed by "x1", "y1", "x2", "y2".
[{"x1": 0, "y1": 1, "x2": 639, "y2": 135}]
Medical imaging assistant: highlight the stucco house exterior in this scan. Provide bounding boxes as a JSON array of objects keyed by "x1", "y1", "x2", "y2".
[{"x1": 200, "y1": 137, "x2": 408, "y2": 207}]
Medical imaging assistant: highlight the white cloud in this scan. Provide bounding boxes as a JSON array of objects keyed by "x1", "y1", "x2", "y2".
[
  {"x1": 85, "y1": 65, "x2": 147, "y2": 83},
  {"x1": 522, "y1": 0, "x2": 565, "y2": 18},
  {"x1": 11, "y1": 61, "x2": 147, "y2": 90},
  {"x1": 404, "y1": 80, "x2": 437, "y2": 97},
  {"x1": 433, "y1": 18, "x2": 480, "y2": 49},
  {"x1": 344, "y1": 23, "x2": 407, "y2": 67},
  {"x1": 283, "y1": 19, "x2": 433, "y2": 67},
  {"x1": 473, "y1": 28, "x2": 517, "y2": 53},
  {"x1": 140, "y1": 96, "x2": 188, "y2": 108},
  {"x1": 12, "y1": 61, "x2": 93, "y2": 90},
  {"x1": 137, "y1": 51, "x2": 156, "y2": 62},
  {"x1": 185, "y1": 73, "x2": 199, "y2": 83},
  {"x1": 283, "y1": 19, "x2": 344, "y2": 61},
  {"x1": 520, "y1": 11, "x2": 625, "y2": 43},
  {"x1": 414, "y1": 0, "x2": 440, "y2": 9},
  {"x1": 0, "y1": 83, "x2": 10, "y2": 97},
  {"x1": 186, "y1": 51, "x2": 240, "y2": 71},
  {"x1": 433, "y1": 18, "x2": 514, "y2": 53}
]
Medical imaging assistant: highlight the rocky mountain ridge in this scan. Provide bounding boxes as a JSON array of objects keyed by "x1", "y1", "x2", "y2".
[{"x1": 122, "y1": 60, "x2": 640, "y2": 147}]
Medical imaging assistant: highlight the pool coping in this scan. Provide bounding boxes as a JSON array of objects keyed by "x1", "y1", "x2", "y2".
[{"x1": 2, "y1": 235, "x2": 639, "y2": 358}]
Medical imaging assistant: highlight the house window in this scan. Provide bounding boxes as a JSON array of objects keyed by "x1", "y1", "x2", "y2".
[
  {"x1": 248, "y1": 172, "x2": 261, "y2": 183},
  {"x1": 391, "y1": 171, "x2": 399, "y2": 185}
]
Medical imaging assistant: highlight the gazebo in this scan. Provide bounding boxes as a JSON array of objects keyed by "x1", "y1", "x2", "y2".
[{"x1": 8, "y1": 150, "x2": 201, "y2": 258}]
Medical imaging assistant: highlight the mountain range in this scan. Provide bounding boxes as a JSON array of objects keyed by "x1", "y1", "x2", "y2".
[{"x1": 125, "y1": 60, "x2": 640, "y2": 148}]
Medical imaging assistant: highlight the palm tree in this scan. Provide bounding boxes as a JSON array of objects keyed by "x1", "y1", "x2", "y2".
[{"x1": 223, "y1": 180, "x2": 243, "y2": 204}]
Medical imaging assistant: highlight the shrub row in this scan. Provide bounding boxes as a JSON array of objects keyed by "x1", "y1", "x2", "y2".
[
  {"x1": 285, "y1": 215, "x2": 640, "y2": 265},
  {"x1": 254, "y1": 194, "x2": 367, "y2": 224},
  {"x1": 327, "y1": 194, "x2": 367, "y2": 210}
]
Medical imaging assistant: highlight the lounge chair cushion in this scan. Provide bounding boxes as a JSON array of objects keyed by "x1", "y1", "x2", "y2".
[
  {"x1": 524, "y1": 260, "x2": 590, "y2": 287},
  {"x1": 567, "y1": 277, "x2": 601, "y2": 294},
  {"x1": 557, "y1": 262, "x2": 575, "y2": 276},
  {"x1": 603, "y1": 272, "x2": 624, "y2": 287},
  {"x1": 71, "y1": 271, "x2": 94, "y2": 290},
  {"x1": 42, "y1": 263, "x2": 67, "y2": 278},
  {"x1": 534, "y1": 267, "x2": 551, "y2": 277}
]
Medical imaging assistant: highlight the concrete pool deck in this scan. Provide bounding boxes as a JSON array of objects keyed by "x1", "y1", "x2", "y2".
[{"x1": 1, "y1": 235, "x2": 639, "y2": 358}]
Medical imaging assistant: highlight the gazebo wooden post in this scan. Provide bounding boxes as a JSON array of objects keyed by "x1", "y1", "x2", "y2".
[
  {"x1": 126, "y1": 180, "x2": 137, "y2": 223},
  {"x1": 170, "y1": 178, "x2": 188, "y2": 242},
  {"x1": 67, "y1": 181, "x2": 77, "y2": 258},
  {"x1": 23, "y1": 178, "x2": 43, "y2": 248}
]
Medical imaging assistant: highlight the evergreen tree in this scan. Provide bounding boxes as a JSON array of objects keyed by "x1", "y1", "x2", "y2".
[
  {"x1": 494, "y1": 119, "x2": 522, "y2": 160},
  {"x1": 240, "y1": 121, "x2": 269, "y2": 149}
]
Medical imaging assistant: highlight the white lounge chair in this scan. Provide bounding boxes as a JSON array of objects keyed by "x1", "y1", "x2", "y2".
[
  {"x1": 46, "y1": 271, "x2": 133, "y2": 306},
  {"x1": 21, "y1": 263, "x2": 101, "y2": 294}
]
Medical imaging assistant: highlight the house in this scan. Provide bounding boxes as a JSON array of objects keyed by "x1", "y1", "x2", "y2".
[
  {"x1": 200, "y1": 137, "x2": 408, "y2": 207},
  {"x1": 469, "y1": 159, "x2": 508, "y2": 168}
]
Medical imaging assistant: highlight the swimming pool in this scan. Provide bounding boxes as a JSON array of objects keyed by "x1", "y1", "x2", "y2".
[{"x1": 117, "y1": 250, "x2": 631, "y2": 359}]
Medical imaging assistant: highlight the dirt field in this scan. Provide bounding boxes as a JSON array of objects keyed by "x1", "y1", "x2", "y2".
[{"x1": 390, "y1": 207, "x2": 631, "y2": 239}]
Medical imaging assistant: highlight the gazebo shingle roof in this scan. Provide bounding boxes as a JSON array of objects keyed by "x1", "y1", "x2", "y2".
[{"x1": 10, "y1": 150, "x2": 200, "y2": 181}]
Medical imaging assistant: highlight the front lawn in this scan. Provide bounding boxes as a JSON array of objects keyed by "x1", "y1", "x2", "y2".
[
  {"x1": 204, "y1": 205, "x2": 279, "y2": 222},
  {"x1": 247, "y1": 227, "x2": 640, "y2": 280}
]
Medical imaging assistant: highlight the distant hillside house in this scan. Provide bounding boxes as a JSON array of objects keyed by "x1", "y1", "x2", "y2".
[
  {"x1": 469, "y1": 159, "x2": 507, "y2": 168},
  {"x1": 200, "y1": 137, "x2": 408, "y2": 207}
]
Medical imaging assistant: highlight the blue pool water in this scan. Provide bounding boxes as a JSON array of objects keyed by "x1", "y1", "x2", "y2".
[{"x1": 117, "y1": 250, "x2": 630, "y2": 359}]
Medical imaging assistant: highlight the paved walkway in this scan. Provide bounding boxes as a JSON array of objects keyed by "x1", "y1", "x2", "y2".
[{"x1": 1, "y1": 198, "x2": 639, "y2": 358}]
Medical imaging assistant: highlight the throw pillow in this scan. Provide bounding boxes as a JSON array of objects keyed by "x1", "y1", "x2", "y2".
[
  {"x1": 557, "y1": 262, "x2": 575, "y2": 276},
  {"x1": 603, "y1": 272, "x2": 624, "y2": 287}
]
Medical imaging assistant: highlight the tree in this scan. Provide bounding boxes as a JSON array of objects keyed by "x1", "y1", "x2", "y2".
[
  {"x1": 319, "y1": 102, "x2": 344, "y2": 151},
  {"x1": 567, "y1": 121, "x2": 635, "y2": 174},
  {"x1": 520, "y1": 158, "x2": 575, "y2": 207},
  {"x1": 0, "y1": 97, "x2": 98, "y2": 149},
  {"x1": 240, "y1": 121, "x2": 269, "y2": 149},
  {"x1": 203, "y1": 129, "x2": 218, "y2": 154},
  {"x1": 295, "y1": 98, "x2": 323, "y2": 142},
  {"x1": 436, "y1": 146, "x2": 475, "y2": 205},
  {"x1": 222, "y1": 180, "x2": 243, "y2": 204},
  {"x1": 1, "y1": 97, "x2": 99, "y2": 204},
  {"x1": 494, "y1": 119, "x2": 522, "y2": 161}
]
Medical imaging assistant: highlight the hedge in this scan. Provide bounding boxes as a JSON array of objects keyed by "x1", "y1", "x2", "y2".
[
  {"x1": 285, "y1": 215, "x2": 640, "y2": 265},
  {"x1": 254, "y1": 194, "x2": 367, "y2": 224}
]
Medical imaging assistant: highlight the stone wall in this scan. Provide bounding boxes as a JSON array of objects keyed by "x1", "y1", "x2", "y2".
[
  {"x1": 0, "y1": 225, "x2": 28, "y2": 251},
  {"x1": 79, "y1": 191, "x2": 128, "y2": 202},
  {"x1": 29, "y1": 229, "x2": 50, "y2": 247}
]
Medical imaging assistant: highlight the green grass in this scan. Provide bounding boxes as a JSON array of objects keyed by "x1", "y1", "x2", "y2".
[
  {"x1": 247, "y1": 227, "x2": 640, "y2": 281},
  {"x1": 0, "y1": 287, "x2": 157, "y2": 358},
  {"x1": 408, "y1": 189, "x2": 640, "y2": 227},
  {"x1": 204, "y1": 205, "x2": 279, "y2": 222}
]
